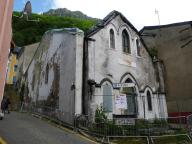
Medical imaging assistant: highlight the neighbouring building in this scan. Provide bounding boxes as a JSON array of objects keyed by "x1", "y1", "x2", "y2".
[
  {"x1": 18, "y1": 29, "x2": 84, "y2": 125},
  {"x1": 0, "y1": 0, "x2": 14, "y2": 102},
  {"x1": 6, "y1": 46, "x2": 20, "y2": 85},
  {"x1": 140, "y1": 21, "x2": 192, "y2": 115},
  {"x1": 19, "y1": 11, "x2": 168, "y2": 126}
]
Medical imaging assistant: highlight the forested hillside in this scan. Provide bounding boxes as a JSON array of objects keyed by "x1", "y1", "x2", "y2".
[{"x1": 12, "y1": 11, "x2": 98, "y2": 46}]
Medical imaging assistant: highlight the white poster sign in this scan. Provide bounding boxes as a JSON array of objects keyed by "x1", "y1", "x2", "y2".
[
  {"x1": 115, "y1": 118, "x2": 135, "y2": 125},
  {"x1": 115, "y1": 94, "x2": 127, "y2": 109}
]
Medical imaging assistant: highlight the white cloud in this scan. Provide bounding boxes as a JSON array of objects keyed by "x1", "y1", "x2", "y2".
[
  {"x1": 52, "y1": 0, "x2": 192, "y2": 30},
  {"x1": 22, "y1": 0, "x2": 27, "y2": 4}
]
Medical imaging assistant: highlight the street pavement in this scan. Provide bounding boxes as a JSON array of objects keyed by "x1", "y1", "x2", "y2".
[{"x1": 0, "y1": 112, "x2": 95, "y2": 144}]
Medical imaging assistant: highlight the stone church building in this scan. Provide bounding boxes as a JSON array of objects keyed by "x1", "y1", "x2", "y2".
[{"x1": 19, "y1": 11, "x2": 167, "y2": 125}]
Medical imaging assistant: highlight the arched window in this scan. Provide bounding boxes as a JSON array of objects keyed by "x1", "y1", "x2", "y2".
[
  {"x1": 121, "y1": 78, "x2": 136, "y2": 115},
  {"x1": 147, "y1": 91, "x2": 152, "y2": 111},
  {"x1": 136, "y1": 39, "x2": 141, "y2": 56},
  {"x1": 110, "y1": 29, "x2": 115, "y2": 49},
  {"x1": 122, "y1": 29, "x2": 130, "y2": 53},
  {"x1": 102, "y1": 83, "x2": 113, "y2": 112}
]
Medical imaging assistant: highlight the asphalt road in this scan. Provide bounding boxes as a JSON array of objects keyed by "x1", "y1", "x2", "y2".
[{"x1": 0, "y1": 112, "x2": 94, "y2": 144}]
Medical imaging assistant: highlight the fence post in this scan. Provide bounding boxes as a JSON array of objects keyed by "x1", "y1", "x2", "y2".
[
  {"x1": 74, "y1": 114, "x2": 79, "y2": 132},
  {"x1": 147, "y1": 119, "x2": 151, "y2": 143}
]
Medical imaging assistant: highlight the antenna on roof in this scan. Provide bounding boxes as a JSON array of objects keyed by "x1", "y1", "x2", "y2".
[{"x1": 155, "y1": 9, "x2": 160, "y2": 25}]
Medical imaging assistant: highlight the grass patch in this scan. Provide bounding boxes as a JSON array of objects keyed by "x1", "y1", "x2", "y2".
[
  {"x1": 111, "y1": 137, "x2": 147, "y2": 144},
  {"x1": 152, "y1": 135, "x2": 191, "y2": 144}
]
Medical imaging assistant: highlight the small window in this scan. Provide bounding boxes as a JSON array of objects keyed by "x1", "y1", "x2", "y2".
[
  {"x1": 14, "y1": 65, "x2": 18, "y2": 72},
  {"x1": 147, "y1": 91, "x2": 152, "y2": 111},
  {"x1": 110, "y1": 29, "x2": 115, "y2": 49},
  {"x1": 13, "y1": 76, "x2": 16, "y2": 84},
  {"x1": 103, "y1": 84, "x2": 113, "y2": 112},
  {"x1": 136, "y1": 39, "x2": 141, "y2": 56},
  {"x1": 122, "y1": 29, "x2": 130, "y2": 53}
]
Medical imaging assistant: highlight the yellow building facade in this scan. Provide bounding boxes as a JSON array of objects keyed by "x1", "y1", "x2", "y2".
[{"x1": 6, "y1": 54, "x2": 18, "y2": 85}]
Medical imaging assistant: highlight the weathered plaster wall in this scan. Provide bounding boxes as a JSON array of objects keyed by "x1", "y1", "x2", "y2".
[
  {"x1": 27, "y1": 29, "x2": 84, "y2": 125},
  {"x1": 17, "y1": 43, "x2": 39, "y2": 86},
  {"x1": 89, "y1": 16, "x2": 158, "y2": 90},
  {"x1": 141, "y1": 23, "x2": 192, "y2": 113},
  {"x1": 87, "y1": 15, "x2": 167, "y2": 119}
]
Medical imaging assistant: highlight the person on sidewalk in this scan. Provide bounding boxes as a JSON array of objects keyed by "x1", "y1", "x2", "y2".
[
  {"x1": 5, "y1": 96, "x2": 10, "y2": 114},
  {"x1": 1, "y1": 96, "x2": 6, "y2": 114},
  {"x1": 1, "y1": 96, "x2": 10, "y2": 114}
]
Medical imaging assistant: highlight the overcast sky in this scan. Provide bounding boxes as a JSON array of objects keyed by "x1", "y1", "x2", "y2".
[{"x1": 14, "y1": 0, "x2": 192, "y2": 30}]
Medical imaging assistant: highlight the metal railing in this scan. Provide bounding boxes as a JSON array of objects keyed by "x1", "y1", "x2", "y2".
[
  {"x1": 75, "y1": 115, "x2": 191, "y2": 137},
  {"x1": 20, "y1": 103, "x2": 192, "y2": 143}
]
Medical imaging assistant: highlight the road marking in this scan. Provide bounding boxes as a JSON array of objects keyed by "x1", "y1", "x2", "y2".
[{"x1": 0, "y1": 137, "x2": 7, "y2": 144}]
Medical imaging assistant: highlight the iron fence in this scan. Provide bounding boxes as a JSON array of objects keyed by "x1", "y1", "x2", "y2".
[
  {"x1": 75, "y1": 115, "x2": 191, "y2": 137},
  {"x1": 21, "y1": 103, "x2": 75, "y2": 129},
  {"x1": 20, "y1": 103, "x2": 192, "y2": 143}
]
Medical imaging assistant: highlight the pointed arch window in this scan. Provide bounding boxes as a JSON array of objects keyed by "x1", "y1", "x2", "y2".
[
  {"x1": 136, "y1": 39, "x2": 141, "y2": 56},
  {"x1": 110, "y1": 29, "x2": 115, "y2": 49},
  {"x1": 122, "y1": 29, "x2": 130, "y2": 53},
  {"x1": 147, "y1": 90, "x2": 152, "y2": 111},
  {"x1": 121, "y1": 78, "x2": 136, "y2": 115}
]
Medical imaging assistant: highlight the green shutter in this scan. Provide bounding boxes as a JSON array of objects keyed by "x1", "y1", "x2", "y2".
[{"x1": 103, "y1": 85, "x2": 113, "y2": 112}]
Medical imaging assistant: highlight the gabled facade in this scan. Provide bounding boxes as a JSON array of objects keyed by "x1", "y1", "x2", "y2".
[{"x1": 83, "y1": 11, "x2": 167, "y2": 119}]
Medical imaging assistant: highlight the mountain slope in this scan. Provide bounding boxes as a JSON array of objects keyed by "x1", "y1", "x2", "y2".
[
  {"x1": 43, "y1": 8, "x2": 97, "y2": 20},
  {"x1": 12, "y1": 11, "x2": 98, "y2": 46}
]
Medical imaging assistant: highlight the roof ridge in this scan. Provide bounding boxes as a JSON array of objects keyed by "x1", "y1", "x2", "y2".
[{"x1": 140, "y1": 20, "x2": 192, "y2": 32}]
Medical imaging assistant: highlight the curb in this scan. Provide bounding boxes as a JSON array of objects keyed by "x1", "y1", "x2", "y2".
[{"x1": 0, "y1": 137, "x2": 7, "y2": 144}]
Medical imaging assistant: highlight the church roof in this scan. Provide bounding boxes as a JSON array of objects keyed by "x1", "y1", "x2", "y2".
[
  {"x1": 140, "y1": 20, "x2": 192, "y2": 33},
  {"x1": 86, "y1": 10, "x2": 139, "y2": 37}
]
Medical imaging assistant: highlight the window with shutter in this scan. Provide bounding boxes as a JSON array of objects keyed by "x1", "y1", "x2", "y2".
[{"x1": 103, "y1": 84, "x2": 113, "y2": 112}]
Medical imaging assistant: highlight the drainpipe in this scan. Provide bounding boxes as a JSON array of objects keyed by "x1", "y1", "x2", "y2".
[{"x1": 71, "y1": 82, "x2": 76, "y2": 126}]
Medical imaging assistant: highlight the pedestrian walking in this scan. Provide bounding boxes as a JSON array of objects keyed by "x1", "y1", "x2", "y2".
[
  {"x1": 1, "y1": 96, "x2": 6, "y2": 114},
  {"x1": 5, "y1": 96, "x2": 11, "y2": 114},
  {"x1": 1, "y1": 96, "x2": 10, "y2": 114}
]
